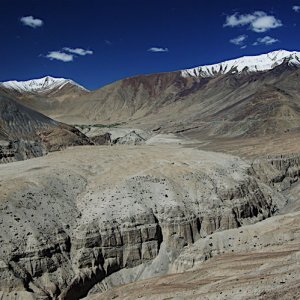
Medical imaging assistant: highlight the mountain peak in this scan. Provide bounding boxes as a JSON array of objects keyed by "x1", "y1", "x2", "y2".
[
  {"x1": 181, "y1": 49, "x2": 300, "y2": 78},
  {"x1": 0, "y1": 76, "x2": 89, "y2": 94}
]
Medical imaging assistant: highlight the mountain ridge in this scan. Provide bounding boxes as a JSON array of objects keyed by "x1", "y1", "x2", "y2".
[
  {"x1": 0, "y1": 76, "x2": 89, "y2": 94},
  {"x1": 182, "y1": 49, "x2": 300, "y2": 78},
  {"x1": 1, "y1": 50, "x2": 300, "y2": 93}
]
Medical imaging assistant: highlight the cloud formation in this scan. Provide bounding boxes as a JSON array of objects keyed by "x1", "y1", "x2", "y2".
[
  {"x1": 230, "y1": 35, "x2": 248, "y2": 46},
  {"x1": 45, "y1": 47, "x2": 93, "y2": 62},
  {"x1": 224, "y1": 11, "x2": 282, "y2": 32},
  {"x1": 46, "y1": 51, "x2": 74, "y2": 62},
  {"x1": 148, "y1": 47, "x2": 169, "y2": 52},
  {"x1": 253, "y1": 36, "x2": 279, "y2": 46},
  {"x1": 20, "y1": 16, "x2": 44, "y2": 28},
  {"x1": 63, "y1": 47, "x2": 93, "y2": 56},
  {"x1": 293, "y1": 5, "x2": 300, "y2": 12}
]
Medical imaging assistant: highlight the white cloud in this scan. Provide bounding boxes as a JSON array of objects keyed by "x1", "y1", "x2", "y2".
[
  {"x1": 45, "y1": 47, "x2": 94, "y2": 62},
  {"x1": 293, "y1": 5, "x2": 300, "y2": 12},
  {"x1": 148, "y1": 47, "x2": 169, "y2": 52},
  {"x1": 63, "y1": 47, "x2": 93, "y2": 56},
  {"x1": 251, "y1": 14, "x2": 282, "y2": 32},
  {"x1": 224, "y1": 13, "x2": 257, "y2": 27},
  {"x1": 46, "y1": 51, "x2": 74, "y2": 62},
  {"x1": 224, "y1": 11, "x2": 282, "y2": 32},
  {"x1": 230, "y1": 34, "x2": 248, "y2": 46},
  {"x1": 20, "y1": 16, "x2": 44, "y2": 28},
  {"x1": 253, "y1": 36, "x2": 279, "y2": 46}
]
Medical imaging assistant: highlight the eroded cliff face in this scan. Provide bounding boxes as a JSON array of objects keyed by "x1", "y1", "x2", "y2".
[
  {"x1": 0, "y1": 146, "x2": 292, "y2": 299},
  {"x1": 0, "y1": 140, "x2": 48, "y2": 163},
  {"x1": 92, "y1": 211, "x2": 300, "y2": 300},
  {"x1": 251, "y1": 154, "x2": 300, "y2": 191}
]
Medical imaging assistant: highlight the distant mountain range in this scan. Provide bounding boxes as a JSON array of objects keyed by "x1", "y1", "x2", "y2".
[
  {"x1": 1, "y1": 49, "x2": 300, "y2": 140},
  {"x1": 2, "y1": 50, "x2": 300, "y2": 91}
]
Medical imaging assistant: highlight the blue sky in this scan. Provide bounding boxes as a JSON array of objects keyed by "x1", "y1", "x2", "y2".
[{"x1": 0, "y1": 0, "x2": 300, "y2": 90}]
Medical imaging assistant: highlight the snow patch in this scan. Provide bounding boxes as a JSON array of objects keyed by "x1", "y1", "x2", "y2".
[
  {"x1": 181, "y1": 50, "x2": 300, "y2": 78},
  {"x1": 0, "y1": 76, "x2": 89, "y2": 93}
]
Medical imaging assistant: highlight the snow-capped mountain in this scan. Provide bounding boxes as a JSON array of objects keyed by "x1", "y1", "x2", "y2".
[
  {"x1": 0, "y1": 76, "x2": 89, "y2": 94},
  {"x1": 182, "y1": 50, "x2": 300, "y2": 78}
]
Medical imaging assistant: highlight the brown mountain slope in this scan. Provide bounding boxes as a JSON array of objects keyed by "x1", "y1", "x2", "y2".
[
  {"x1": 0, "y1": 91, "x2": 58, "y2": 140},
  {"x1": 0, "y1": 91, "x2": 91, "y2": 163}
]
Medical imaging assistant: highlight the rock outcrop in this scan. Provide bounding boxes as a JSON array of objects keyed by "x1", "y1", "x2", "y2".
[
  {"x1": 0, "y1": 140, "x2": 47, "y2": 163},
  {"x1": 251, "y1": 154, "x2": 300, "y2": 191}
]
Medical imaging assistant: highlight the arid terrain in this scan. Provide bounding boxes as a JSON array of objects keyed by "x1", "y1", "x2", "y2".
[{"x1": 0, "y1": 50, "x2": 300, "y2": 300}]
